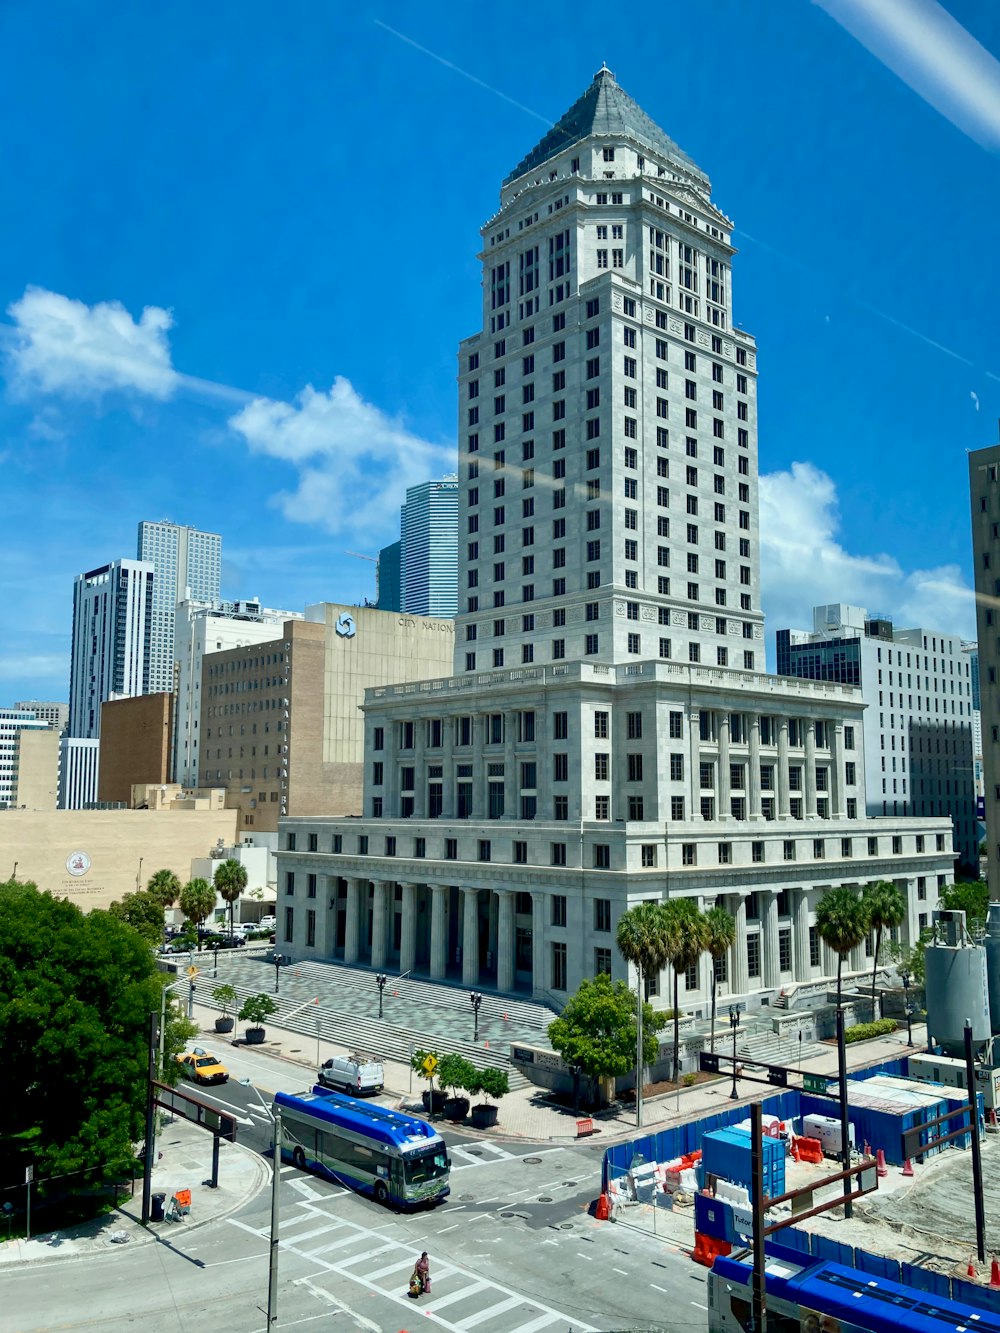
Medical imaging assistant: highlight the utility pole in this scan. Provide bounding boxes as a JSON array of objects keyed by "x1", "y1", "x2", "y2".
[
  {"x1": 837, "y1": 1007, "x2": 852, "y2": 1219},
  {"x1": 268, "y1": 1106, "x2": 282, "y2": 1325},
  {"x1": 141, "y1": 1011, "x2": 158, "y2": 1225},
  {"x1": 965, "y1": 1021, "x2": 986, "y2": 1263},
  {"x1": 750, "y1": 1103, "x2": 766, "y2": 1333}
]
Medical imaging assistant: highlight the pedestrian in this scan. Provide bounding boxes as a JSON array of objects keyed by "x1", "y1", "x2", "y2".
[{"x1": 408, "y1": 1251, "x2": 430, "y2": 1297}]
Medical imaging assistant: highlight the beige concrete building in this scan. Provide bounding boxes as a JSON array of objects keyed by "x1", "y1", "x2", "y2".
[
  {"x1": 198, "y1": 605, "x2": 454, "y2": 835},
  {"x1": 0, "y1": 806, "x2": 238, "y2": 911},
  {"x1": 98, "y1": 693, "x2": 174, "y2": 805},
  {"x1": 13, "y1": 728, "x2": 60, "y2": 809}
]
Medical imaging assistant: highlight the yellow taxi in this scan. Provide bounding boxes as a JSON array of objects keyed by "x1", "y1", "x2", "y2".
[{"x1": 176, "y1": 1048, "x2": 229, "y2": 1085}]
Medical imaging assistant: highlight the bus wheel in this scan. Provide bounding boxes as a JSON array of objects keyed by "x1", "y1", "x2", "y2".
[
  {"x1": 374, "y1": 1180, "x2": 389, "y2": 1205},
  {"x1": 293, "y1": 1146, "x2": 306, "y2": 1170}
]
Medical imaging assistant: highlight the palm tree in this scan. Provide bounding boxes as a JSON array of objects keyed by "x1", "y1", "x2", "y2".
[
  {"x1": 662, "y1": 899, "x2": 709, "y2": 1082},
  {"x1": 214, "y1": 858, "x2": 248, "y2": 937},
  {"x1": 815, "y1": 886, "x2": 869, "y2": 1007},
  {"x1": 146, "y1": 868, "x2": 181, "y2": 909},
  {"x1": 861, "y1": 880, "x2": 906, "y2": 1018},
  {"x1": 616, "y1": 900, "x2": 672, "y2": 1127},
  {"x1": 179, "y1": 878, "x2": 217, "y2": 949},
  {"x1": 704, "y1": 904, "x2": 737, "y2": 1053}
]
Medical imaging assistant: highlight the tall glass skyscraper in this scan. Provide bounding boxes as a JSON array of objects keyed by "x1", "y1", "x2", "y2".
[
  {"x1": 137, "y1": 521, "x2": 222, "y2": 692},
  {"x1": 400, "y1": 478, "x2": 458, "y2": 617}
]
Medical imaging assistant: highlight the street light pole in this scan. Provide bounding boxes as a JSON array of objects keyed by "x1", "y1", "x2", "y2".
[
  {"x1": 273, "y1": 953, "x2": 283, "y2": 994},
  {"x1": 136, "y1": 857, "x2": 143, "y2": 892},
  {"x1": 729, "y1": 1005, "x2": 740, "y2": 1100},
  {"x1": 901, "y1": 969, "x2": 913, "y2": 1046},
  {"x1": 376, "y1": 972, "x2": 387, "y2": 1019},
  {"x1": 240, "y1": 1080, "x2": 281, "y2": 1326},
  {"x1": 470, "y1": 990, "x2": 482, "y2": 1043}
]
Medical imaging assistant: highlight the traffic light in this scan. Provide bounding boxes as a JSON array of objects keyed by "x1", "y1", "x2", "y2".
[{"x1": 767, "y1": 1066, "x2": 787, "y2": 1087}]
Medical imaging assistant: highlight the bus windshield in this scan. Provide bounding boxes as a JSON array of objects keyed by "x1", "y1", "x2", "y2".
[{"x1": 404, "y1": 1148, "x2": 449, "y2": 1185}]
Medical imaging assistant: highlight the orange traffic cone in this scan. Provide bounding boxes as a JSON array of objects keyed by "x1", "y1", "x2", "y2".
[
  {"x1": 902, "y1": 1158, "x2": 914, "y2": 1177},
  {"x1": 595, "y1": 1193, "x2": 610, "y2": 1221},
  {"x1": 876, "y1": 1149, "x2": 888, "y2": 1178},
  {"x1": 990, "y1": 1259, "x2": 1000, "y2": 1289},
  {"x1": 863, "y1": 1140, "x2": 871, "y2": 1158},
  {"x1": 968, "y1": 1256, "x2": 977, "y2": 1279},
  {"x1": 791, "y1": 1139, "x2": 801, "y2": 1163}
]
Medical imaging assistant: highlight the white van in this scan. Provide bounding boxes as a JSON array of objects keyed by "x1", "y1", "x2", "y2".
[
  {"x1": 318, "y1": 1054, "x2": 384, "y2": 1095},
  {"x1": 259, "y1": 915, "x2": 276, "y2": 931}
]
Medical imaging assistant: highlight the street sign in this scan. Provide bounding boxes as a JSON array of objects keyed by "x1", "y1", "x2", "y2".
[
  {"x1": 186, "y1": 965, "x2": 199, "y2": 978},
  {"x1": 422, "y1": 1055, "x2": 438, "y2": 1077},
  {"x1": 767, "y1": 1066, "x2": 788, "y2": 1088},
  {"x1": 24, "y1": 1166, "x2": 32, "y2": 1184},
  {"x1": 802, "y1": 1072, "x2": 829, "y2": 1094}
]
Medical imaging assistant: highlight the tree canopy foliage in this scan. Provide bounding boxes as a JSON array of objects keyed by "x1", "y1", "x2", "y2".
[
  {"x1": 548, "y1": 973, "x2": 664, "y2": 1082},
  {"x1": 179, "y1": 878, "x2": 217, "y2": 942},
  {"x1": 213, "y1": 859, "x2": 248, "y2": 936},
  {"x1": 940, "y1": 880, "x2": 989, "y2": 932},
  {"x1": 0, "y1": 879, "x2": 190, "y2": 1189},
  {"x1": 108, "y1": 889, "x2": 165, "y2": 947},
  {"x1": 146, "y1": 868, "x2": 181, "y2": 909}
]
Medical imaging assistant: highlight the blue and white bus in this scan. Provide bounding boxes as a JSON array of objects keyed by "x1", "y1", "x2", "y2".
[{"x1": 274, "y1": 1087, "x2": 451, "y2": 1208}]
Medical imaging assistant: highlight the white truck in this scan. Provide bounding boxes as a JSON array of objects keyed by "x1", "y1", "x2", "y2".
[{"x1": 317, "y1": 1053, "x2": 385, "y2": 1096}]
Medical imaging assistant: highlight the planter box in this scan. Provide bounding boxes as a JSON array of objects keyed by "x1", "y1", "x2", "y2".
[
  {"x1": 444, "y1": 1097, "x2": 470, "y2": 1122},
  {"x1": 421, "y1": 1090, "x2": 447, "y2": 1114},
  {"x1": 471, "y1": 1104, "x2": 498, "y2": 1129},
  {"x1": 244, "y1": 1027, "x2": 266, "y2": 1045},
  {"x1": 214, "y1": 1017, "x2": 235, "y2": 1033}
]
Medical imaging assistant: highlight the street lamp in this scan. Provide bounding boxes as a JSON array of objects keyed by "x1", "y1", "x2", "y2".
[
  {"x1": 213, "y1": 942, "x2": 220, "y2": 978},
  {"x1": 136, "y1": 856, "x2": 143, "y2": 892},
  {"x1": 729, "y1": 1004, "x2": 741, "y2": 1100},
  {"x1": 240, "y1": 1079, "x2": 281, "y2": 1327},
  {"x1": 901, "y1": 969, "x2": 913, "y2": 1047},
  {"x1": 470, "y1": 990, "x2": 483, "y2": 1043},
  {"x1": 375, "y1": 972, "x2": 387, "y2": 1019},
  {"x1": 273, "y1": 953, "x2": 283, "y2": 994}
]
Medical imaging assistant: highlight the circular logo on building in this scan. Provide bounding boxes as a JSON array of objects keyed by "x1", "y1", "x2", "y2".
[
  {"x1": 66, "y1": 851, "x2": 91, "y2": 877},
  {"x1": 335, "y1": 612, "x2": 357, "y2": 639}
]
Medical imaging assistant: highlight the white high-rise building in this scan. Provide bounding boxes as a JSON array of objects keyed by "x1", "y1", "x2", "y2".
[
  {"x1": 400, "y1": 478, "x2": 458, "y2": 618},
  {"x1": 276, "y1": 69, "x2": 954, "y2": 1009},
  {"x1": 777, "y1": 605, "x2": 977, "y2": 872},
  {"x1": 173, "y1": 598, "x2": 303, "y2": 786},
  {"x1": 0, "y1": 708, "x2": 49, "y2": 807},
  {"x1": 137, "y1": 521, "x2": 222, "y2": 693},
  {"x1": 68, "y1": 559, "x2": 154, "y2": 741}
]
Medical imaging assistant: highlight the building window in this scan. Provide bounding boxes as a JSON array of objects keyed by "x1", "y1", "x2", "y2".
[
  {"x1": 284, "y1": 907, "x2": 294, "y2": 944},
  {"x1": 594, "y1": 898, "x2": 611, "y2": 931},
  {"x1": 779, "y1": 928, "x2": 792, "y2": 973},
  {"x1": 551, "y1": 842, "x2": 567, "y2": 866},
  {"x1": 285, "y1": 871, "x2": 295, "y2": 896},
  {"x1": 747, "y1": 935, "x2": 760, "y2": 978},
  {"x1": 445, "y1": 838, "x2": 458, "y2": 860},
  {"x1": 552, "y1": 942, "x2": 567, "y2": 990},
  {"x1": 595, "y1": 947, "x2": 612, "y2": 977},
  {"x1": 593, "y1": 844, "x2": 610, "y2": 869},
  {"x1": 552, "y1": 894, "x2": 567, "y2": 926},
  {"x1": 595, "y1": 794, "x2": 610, "y2": 819},
  {"x1": 809, "y1": 925, "x2": 820, "y2": 968},
  {"x1": 718, "y1": 841, "x2": 732, "y2": 865},
  {"x1": 783, "y1": 840, "x2": 795, "y2": 862},
  {"x1": 682, "y1": 843, "x2": 696, "y2": 865},
  {"x1": 307, "y1": 873, "x2": 317, "y2": 896}
]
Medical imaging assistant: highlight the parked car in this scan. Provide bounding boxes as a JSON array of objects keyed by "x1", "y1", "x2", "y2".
[
  {"x1": 158, "y1": 938, "x2": 192, "y2": 955},
  {"x1": 176, "y1": 1048, "x2": 229, "y2": 1085},
  {"x1": 259, "y1": 915, "x2": 276, "y2": 931},
  {"x1": 204, "y1": 933, "x2": 245, "y2": 950},
  {"x1": 317, "y1": 1054, "x2": 384, "y2": 1095}
]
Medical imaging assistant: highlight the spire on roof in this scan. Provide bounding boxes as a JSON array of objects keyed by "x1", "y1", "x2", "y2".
[{"x1": 503, "y1": 67, "x2": 706, "y2": 187}]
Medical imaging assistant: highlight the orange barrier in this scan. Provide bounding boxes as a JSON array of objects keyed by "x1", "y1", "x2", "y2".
[
  {"x1": 692, "y1": 1231, "x2": 732, "y2": 1268},
  {"x1": 794, "y1": 1136, "x2": 823, "y2": 1164},
  {"x1": 576, "y1": 1118, "x2": 595, "y2": 1138},
  {"x1": 595, "y1": 1193, "x2": 610, "y2": 1221}
]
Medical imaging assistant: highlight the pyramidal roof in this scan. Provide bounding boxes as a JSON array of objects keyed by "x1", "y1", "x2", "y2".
[{"x1": 503, "y1": 66, "x2": 707, "y2": 188}]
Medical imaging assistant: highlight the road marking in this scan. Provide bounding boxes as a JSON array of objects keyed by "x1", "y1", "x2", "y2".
[
  {"x1": 437, "y1": 1223, "x2": 461, "y2": 1235},
  {"x1": 507, "y1": 1312, "x2": 562, "y2": 1333},
  {"x1": 651, "y1": 1284, "x2": 667, "y2": 1293},
  {"x1": 427, "y1": 1281, "x2": 489, "y2": 1311},
  {"x1": 304, "y1": 1233, "x2": 373, "y2": 1256},
  {"x1": 364, "y1": 1256, "x2": 417, "y2": 1282},
  {"x1": 289, "y1": 1178, "x2": 323, "y2": 1201},
  {"x1": 612, "y1": 1267, "x2": 628, "y2": 1275},
  {"x1": 456, "y1": 1294, "x2": 524, "y2": 1328},
  {"x1": 336, "y1": 1242, "x2": 397, "y2": 1267},
  {"x1": 691, "y1": 1301, "x2": 708, "y2": 1310}
]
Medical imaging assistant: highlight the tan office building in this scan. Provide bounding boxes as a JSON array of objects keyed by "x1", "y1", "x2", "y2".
[
  {"x1": 12, "y1": 728, "x2": 60, "y2": 809},
  {"x1": 98, "y1": 693, "x2": 174, "y2": 805},
  {"x1": 198, "y1": 604, "x2": 454, "y2": 834}
]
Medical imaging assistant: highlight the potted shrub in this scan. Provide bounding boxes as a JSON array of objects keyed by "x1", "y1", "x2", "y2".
[
  {"x1": 411, "y1": 1048, "x2": 447, "y2": 1114},
  {"x1": 470, "y1": 1067, "x2": 509, "y2": 1129},
  {"x1": 239, "y1": 993, "x2": 277, "y2": 1043},
  {"x1": 212, "y1": 984, "x2": 237, "y2": 1033},
  {"x1": 437, "y1": 1053, "x2": 476, "y2": 1122}
]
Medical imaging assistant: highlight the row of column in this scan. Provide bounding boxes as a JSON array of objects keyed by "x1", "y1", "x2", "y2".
[
  {"x1": 693, "y1": 713, "x2": 847, "y2": 820},
  {"x1": 341, "y1": 878, "x2": 544, "y2": 994}
]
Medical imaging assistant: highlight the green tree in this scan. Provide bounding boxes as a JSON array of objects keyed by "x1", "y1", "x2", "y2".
[
  {"x1": 861, "y1": 880, "x2": 906, "y2": 1015},
  {"x1": 436, "y1": 1053, "x2": 477, "y2": 1098},
  {"x1": 0, "y1": 879, "x2": 191, "y2": 1189},
  {"x1": 940, "y1": 880, "x2": 989, "y2": 933},
  {"x1": 108, "y1": 890, "x2": 165, "y2": 947},
  {"x1": 616, "y1": 900, "x2": 673, "y2": 1121},
  {"x1": 548, "y1": 973, "x2": 663, "y2": 1102},
  {"x1": 815, "y1": 886, "x2": 869, "y2": 1007},
  {"x1": 704, "y1": 904, "x2": 737, "y2": 1053},
  {"x1": 179, "y1": 878, "x2": 217, "y2": 947},
  {"x1": 662, "y1": 899, "x2": 709, "y2": 1082},
  {"x1": 213, "y1": 858, "x2": 248, "y2": 937},
  {"x1": 146, "y1": 868, "x2": 181, "y2": 910},
  {"x1": 238, "y1": 993, "x2": 277, "y2": 1027}
]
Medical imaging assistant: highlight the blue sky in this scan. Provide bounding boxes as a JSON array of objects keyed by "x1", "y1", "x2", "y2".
[{"x1": 2, "y1": 0, "x2": 999, "y2": 705}]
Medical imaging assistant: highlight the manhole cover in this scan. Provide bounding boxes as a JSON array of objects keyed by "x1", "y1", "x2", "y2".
[
  {"x1": 465, "y1": 1148, "x2": 484, "y2": 1157},
  {"x1": 500, "y1": 1211, "x2": 516, "y2": 1219},
  {"x1": 523, "y1": 1156, "x2": 542, "y2": 1165},
  {"x1": 562, "y1": 1180, "x2": 578, "y2": 1187},
  {"x1": 559, "y1": 1222, "x2": 574, "y2": 1230},
  {"x1": 459, "y1": 1195, "x2": 474, "y2": 1202},
  {"x1": 538, "y1": 1195, "x2": 554, "y2": 1203}
]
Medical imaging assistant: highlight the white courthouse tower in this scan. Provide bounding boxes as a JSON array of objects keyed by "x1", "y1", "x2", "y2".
[{"x1": 137, "y1": 520, "x2": 222, "y2": 693}]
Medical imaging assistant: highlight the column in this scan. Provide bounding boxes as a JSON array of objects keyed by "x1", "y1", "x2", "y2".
[
  {"x1": 495, "y1": 888, "x2": 515, "y2": 993},
  {"x1": 730, "y1": 894, "x2": 749, "y2": 996},
  {"x1": 689, "y1": 709, "x2": 701, "y2": 816},
  {"x1": 399, "y1": 882, "x2": 417, "y2": 976},
  {"x1": 697, "y1": 895, "x2": 713, "y2": 997},
  {"x1": 505, "y1": 712, "x2": 517, "y2": 817},
  {"x1": 793, "y1": 888, "x2": 811, "y2": 981},
  {"x1": 413, "y1": 721, "x2": 427, "y2": 819},
  {"x1": 531, "y1": 890, "x2": 546, "y2": 999},
  {"x1": 462, "y1": 886, "x2": 480, "y2": 985},
  {"x1": 762, "y1": 891, "x2": 781, "y2": 990},
  {"x1": 777, "y1": 716, "x2": 790, "y2": 817},
  {"x1": 344, "y1": 878, "x2": 362, "y2": 964},
  {"x1": 370, "y1": 881, "x2": 389, "y2": 969},
  {"x1": 488, "y1": 892, "x2": 499, "y2": 971},
  {"x1": 718, "y1": 710, "x2": 731, "y2": 820},
  {"x1": 822, "y1": 938, "x2": 839, "y2": 981},
  {"x1": 314, "y1": 874, "x2": 335, "y2": 958},
  {"x1": 472, "y1": 714, "x2": 486, "y2": 819},
  {"x1": 384, "y1": 723, "x2": 399, "y2": 817},
  {"x1": 430, "y1": 884, "x2": 449, "y2": 979},
  {"x1": 748, "y1": 713, "x2": 762, "y2": 820},
  {"x1": 830, "y1": 722, "x2": 846, "y2": 818},
  {"x1": 805, "y1": 719, "x2": 817, "y2": 818}
]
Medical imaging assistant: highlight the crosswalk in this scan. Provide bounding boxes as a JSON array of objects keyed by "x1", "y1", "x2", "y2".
[
  {"x1": 447, "y1": 1139, "x2": 517, "y2": 1170},
  {"x1": 229, "y1": 1192, "x2": 596, "y2": 1333}
]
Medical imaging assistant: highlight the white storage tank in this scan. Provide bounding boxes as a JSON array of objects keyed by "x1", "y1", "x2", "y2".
[{"x1": 925, "y1": 911, "x2": 990, "y2": 1057}]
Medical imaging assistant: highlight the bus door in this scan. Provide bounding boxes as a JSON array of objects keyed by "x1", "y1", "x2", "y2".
[{"x1": 390, "y1": 1156, "x2": 405, "y2": 1201}]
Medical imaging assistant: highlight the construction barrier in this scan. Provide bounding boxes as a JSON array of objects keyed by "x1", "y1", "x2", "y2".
[{"x1": 692, "y1": 1231, "x2": 732, "y2": 1268}]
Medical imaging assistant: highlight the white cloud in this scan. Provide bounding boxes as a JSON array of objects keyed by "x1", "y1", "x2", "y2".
[
  {"x1": 815, "y1": 0, "x2": 1000, "y2": 153},
  {"x1": 5, "y1": 286, "x2": 178, "y2": 399},
  {"x1": 229, "y1": 378, "x2": 455, "y2": 539},
  {"x1": 760, "y1": 461, "x2": 975, "y2": 639}
]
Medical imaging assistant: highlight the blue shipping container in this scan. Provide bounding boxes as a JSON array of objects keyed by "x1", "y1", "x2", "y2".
[{"x1": 700, "y1": 1127, "x2": 786, "y2": 1197}]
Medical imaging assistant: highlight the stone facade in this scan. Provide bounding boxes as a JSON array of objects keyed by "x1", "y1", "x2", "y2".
[{"x1": 98, "y1": 692, "x2": 174, "y2": 805}]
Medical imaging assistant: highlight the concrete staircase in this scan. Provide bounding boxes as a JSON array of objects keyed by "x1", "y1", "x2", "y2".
[
  {"x1": 737, "y1": 1029, "x2": 828, "y2": 1069},
  {"x1": 191, "y1": 955, "x2": 560, "y2": 1090}
]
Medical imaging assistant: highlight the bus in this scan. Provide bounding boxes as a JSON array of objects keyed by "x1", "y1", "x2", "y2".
[
  {"x1": 273, "y1": 1087, "x2": 451, "y2": 1209},
  {"x1": 708, "y1": 1244, "x2": 1000, "y2": 1333}
]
